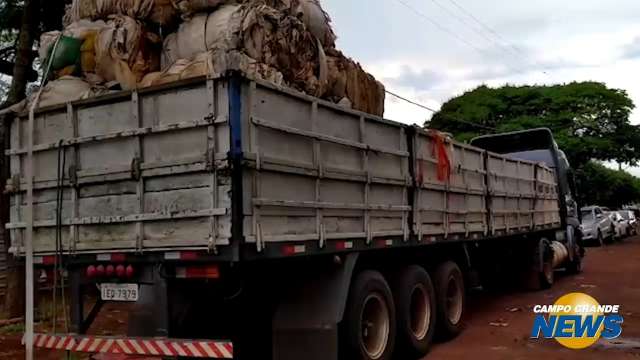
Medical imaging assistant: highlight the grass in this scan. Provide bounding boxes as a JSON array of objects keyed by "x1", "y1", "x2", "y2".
[{"x1": 0, "y1": 322, "x2": 25, "y2": 335}]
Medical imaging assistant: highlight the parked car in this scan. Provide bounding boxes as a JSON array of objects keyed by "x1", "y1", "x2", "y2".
[
  {"x1": 618, "y1": 210, "x2": 638, "y2": 236},
  {"x1": 581, "y1": 206, "x2": 615, "y2": 245},
  {"x1": 608, "y1": 211, "x2": 626, "y2": 240}
]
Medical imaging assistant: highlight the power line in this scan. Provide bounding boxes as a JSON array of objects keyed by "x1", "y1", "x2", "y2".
[
  {"x1": 385, "y1": 90, "x2": 439, "y2": 113},
  {"x1": 393, "y1": 0, "x2": 528, "y2": 76},
  {"x1": 385, "y1": 89, "x2": 497, "y2": 131},
  {"x1": 445, "y1": 0, "x2": 550, "y2": 75},
  {"x1": 426, "y1": 0, "x2": 535, "y2": 73}
]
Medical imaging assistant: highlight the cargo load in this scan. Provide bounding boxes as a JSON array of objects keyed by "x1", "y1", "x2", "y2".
[
  {"x1": 26, "y1": 0, "x2": 384, "y2": 117},
  {"x1": 68, "y1": 0, "x2": 178, "y2": 26}
]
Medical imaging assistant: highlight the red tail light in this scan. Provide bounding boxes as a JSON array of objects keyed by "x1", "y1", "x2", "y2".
[
  {"x1": 125, "y1": 265, "x2": 135, "y2": 278},
  {"x1": 86, "y1": 265, "x2": 97, "y2": 278},
  {"x1": 106, "y1": 265, "x2": 115, "y2": 277},
  {"x1": 95, "y1": 265, "x2": 105, "y2": 277},
  {"x1": 176, "y1": 265, "x2": 220, "y2": 279},
  {"x1": 115, "y1": 265, "x2": 126, "y2": 278}
]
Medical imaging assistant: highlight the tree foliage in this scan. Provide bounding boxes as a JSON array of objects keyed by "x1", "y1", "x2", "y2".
[
  {"x1": 576, "y1": 162, "x2": 640, "y2": 209},
  {"x1": 0, "y1": 0, "x2": 67, "y2": 107},
  {"x1": 427, "y1": 82, "x2": 639, "y2": 169}
]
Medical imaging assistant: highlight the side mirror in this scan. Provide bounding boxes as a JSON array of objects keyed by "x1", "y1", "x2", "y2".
[{"x1": 596, "y1": 214, "x2": 603, "y2": 219}]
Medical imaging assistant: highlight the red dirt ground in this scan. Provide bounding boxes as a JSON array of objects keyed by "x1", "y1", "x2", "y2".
[{"x1": 428, "y1": 236, "x2": 640, "y2": 359}]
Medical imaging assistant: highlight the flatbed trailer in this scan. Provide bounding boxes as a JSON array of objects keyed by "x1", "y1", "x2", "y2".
[{"x1": 7, "y1": 74, "x2": 583, "y2": 360}]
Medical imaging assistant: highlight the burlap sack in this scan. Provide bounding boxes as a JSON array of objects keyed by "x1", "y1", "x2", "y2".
[
  {"x1": 142, "y1": 49, "x2": 284, "y2": 87},
  {"x1": 3, "y1": 76, "x2": 111, "y2": 113},
  {"x1": 68, "y1": 0, "x2": 177, "y2": 25},
  {"x1": 94, "y1": 16, "x2": 161, "y2": 89},
  {"x1": 325, "y1": 49, "x2": 385, "y2": 117},
  {"x1": 163, "y1": 3, "x2": 326, "y2": 95}
]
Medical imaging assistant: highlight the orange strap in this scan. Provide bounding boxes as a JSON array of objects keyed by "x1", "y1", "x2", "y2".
[{"x1": 417, "y1": 130, "x2": 451, "y2": 185}]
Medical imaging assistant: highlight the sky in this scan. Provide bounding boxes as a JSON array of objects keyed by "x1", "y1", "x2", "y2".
[{"x1": 322, "y1": 0, "x2": 640, "y2": 127}]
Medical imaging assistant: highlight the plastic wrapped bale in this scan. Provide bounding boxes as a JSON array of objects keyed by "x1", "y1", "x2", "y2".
[
  {"x1": 4, "y1": 77, "x2": 110, "y2": 113},
  {"x1": 290, "y1": 0, "x2": 335, "y2": 47},
  {"x1": 94, "y1": 16, "x2": 162, "y2": 89},
  {"x1": 325, "y1": 49, "x2": 385, "y2": 117},
  {"x1": 171, "y1": 0, "x2": 230, "y2": 19},
  {"x1": 141, "y1": 49, "x2": 284, "y2": 87},
  {"x1": 170, "y1": 0, "x2": 336, "y2": 47},
  {"x1": 68, "y1": 0, "x2": 178, "y2": 25},
  {"x1": 163, "y1": 3, "x2": 327, "y2": 96}
]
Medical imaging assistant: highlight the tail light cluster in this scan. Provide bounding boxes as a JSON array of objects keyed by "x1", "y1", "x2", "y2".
[{"x1": 86, "y1": 264, "x2": 134, "y2": 279}]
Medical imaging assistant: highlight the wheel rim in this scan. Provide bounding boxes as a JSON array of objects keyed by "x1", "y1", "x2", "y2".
[
  {"x1": 543, "y1": 262, "x2": 554, "y2": 283},
  {"x1": 409, "y1": 284, "x2": 431, "y2": 340},
  {"x1": 445, "y1": 275, "x2": 463, "y2": 324},
  {"x1": 360, "y1": 293, "x2": 390, "y2": 359}
]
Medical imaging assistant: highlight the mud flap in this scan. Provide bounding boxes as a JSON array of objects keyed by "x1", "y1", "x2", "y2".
[
  {"x1": 272, "y1": 254, "x2": 358, "y2": 360},
  {"x1": 128, "y1": 265, "x2": 169, "y2": 337}
]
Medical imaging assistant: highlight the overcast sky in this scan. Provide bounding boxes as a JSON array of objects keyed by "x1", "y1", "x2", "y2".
[{"x1": 323, "y1": 0, "x2": 640, "y2": 128}]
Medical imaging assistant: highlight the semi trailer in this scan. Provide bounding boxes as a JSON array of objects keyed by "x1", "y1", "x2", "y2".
[{"x1": 7, "y1": 74, "x2": 583, "y2": 360}]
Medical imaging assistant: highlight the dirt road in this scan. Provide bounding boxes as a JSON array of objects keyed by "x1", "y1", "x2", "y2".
[
  {"x1": 428, "y1": 237, "x2": 640, "y2": 359},
  {"x1": 1, "y1": 238, "x2": 639, "y2": 359}
]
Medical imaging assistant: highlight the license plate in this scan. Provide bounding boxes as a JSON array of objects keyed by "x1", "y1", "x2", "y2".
[{"x1": 100, "y1": 283, "x2": 139, "y2": 302}]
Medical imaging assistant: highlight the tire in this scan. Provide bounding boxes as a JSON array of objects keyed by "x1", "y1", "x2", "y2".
[
  {"x1": 566, "y1": 228, "x2": 584, "y2": 275},
  {"x1": 527, "y1": 238, "x2": 554, "y2": 290},
  {"x1": 342, "y1": 270, "x2": 396, "y2": 360},
  {"x1": 433, "y1": 261, "x2": 465, "y2": 339},
  {"x1": 596, "y1": 230, "x2": 604, "y2": 247},
  {"x1": 609, "y1": 226, "x2": 616, "y2": 243},
  {"x1": 566, "y1": 255, "x2": 583, "y2": 274},
  {"x1": 390, "y1": 266, "x2": 436, "y2": 359},
  {"x1": 539, "y1": 239, "x2": 554, "y2": 289}
]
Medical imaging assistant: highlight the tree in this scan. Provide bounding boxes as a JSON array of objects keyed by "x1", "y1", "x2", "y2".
[
  {"x1": 427, "y1": 82, "x2": 638, "y2": 169},
  {"x1": 0, "y1": 0, "x2": 67, "y2": 319},
  {"x1": 0, "y1": 0, "x2": 66, "y2": 107},
  {"x1": 576, "y1": 162, "x2": 640, "y2": 208}
]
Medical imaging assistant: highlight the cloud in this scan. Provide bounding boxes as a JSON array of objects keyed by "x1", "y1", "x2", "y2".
[
  {"x1": 382, "y1": 65, "x2": 445, "y2": 91},
  {"x1": 622, "y1": 37, "x2": 640, "y2": 59}
]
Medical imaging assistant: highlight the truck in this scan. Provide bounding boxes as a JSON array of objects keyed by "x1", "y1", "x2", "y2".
[{"x1": 6, "y1": 74, "x2": 583, "y2": 360}]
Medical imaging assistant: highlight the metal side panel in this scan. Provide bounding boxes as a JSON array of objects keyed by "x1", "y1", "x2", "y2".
[
  {"x1": 240, "y1": 80, "x2": 410, "y2": 252},
  {"x1": 7, "y1": 78, "x2": 233, "y2": 256},
  {"x1": 534, "y1": 164, "x2": 561, "y2": 229},
  {"x1": 486, "y1": 152, "x2": 560, "y2": 236},
  {"x1": 413, "y1": 129, "x2": 487, "y2": 241}
]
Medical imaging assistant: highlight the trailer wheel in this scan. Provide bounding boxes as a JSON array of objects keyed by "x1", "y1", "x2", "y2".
[
  {"x1": 566, "y1": 228, "x2": 584, "y2": 274},
  {"x1": 596, "y1": 230, "x2": 604, "y2": 247},
  {"x1": 528, "y1": 238, "x2": 554, "y2": 290},
  {"x1": 342, "y1": 270, "x2": 396, "y2": 360},
  {"x1": 390, "y1": 266, "x2": 436, "y2": 358},
  {"x1": 433, "y1": 261, "x2": 465, "y2": 339}
]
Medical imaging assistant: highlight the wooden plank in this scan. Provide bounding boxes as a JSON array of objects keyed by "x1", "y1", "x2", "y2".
[
  {"x1": 253, "y1": 198, "x2": 410, "y2": 211},
  {"x1": 6, "y1": 118, "x2": 224, "y2": 156},
  {"x1": 6, "y1": 209, "x2": 227, "y2": 229},
  {"x1": 252, "y1": 116, "x2": 410, "y2": 158}
]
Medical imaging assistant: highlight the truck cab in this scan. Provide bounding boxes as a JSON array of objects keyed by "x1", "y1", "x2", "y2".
[{"x1": 470, "y1": 128, "x2": 583, "y2": 270}]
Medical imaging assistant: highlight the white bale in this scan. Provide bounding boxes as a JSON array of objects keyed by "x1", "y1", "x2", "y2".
[{"x1": 162, "y1": 5, "x2": 242, "y2": 67}]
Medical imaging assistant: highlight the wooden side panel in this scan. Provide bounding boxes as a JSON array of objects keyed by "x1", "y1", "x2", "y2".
[
  {"x1": 8, "y1": 79, "x2": 232, "y2": 255},
  {"x1": 413, "y1": 130, "x2": 487, "y2": 240},
  {"x1": 242, "y1": 81, "x2": 410, "y2": 250},
  {"x1": 486, "y1": 153, "x2": 560, "y2": 235}
]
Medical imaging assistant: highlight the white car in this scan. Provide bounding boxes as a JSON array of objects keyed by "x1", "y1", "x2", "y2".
[
  {"x1": 608, "y1": 212, "x2": 627, "y2": 240},
  {"x1": 618, "y1": 210, "x2": 637, "y2": 237}
]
